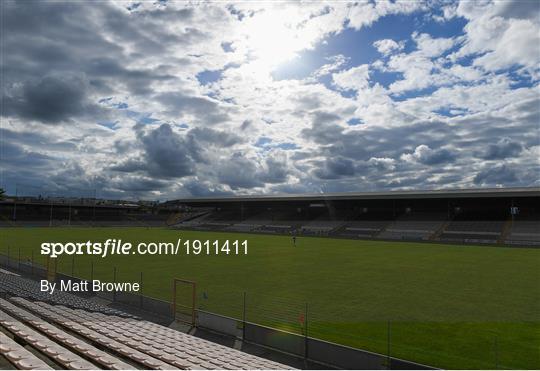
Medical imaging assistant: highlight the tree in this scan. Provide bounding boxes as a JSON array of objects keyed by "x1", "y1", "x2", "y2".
[{"x1": 0, "y1": 188, "x2": 5, "y2": 200}]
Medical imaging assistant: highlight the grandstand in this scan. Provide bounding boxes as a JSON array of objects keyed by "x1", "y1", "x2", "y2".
[
  {"x1": 0, "y1": 199, "x2": 173, "y2": 228},
  {"x1": 2, "y1": 188, "x2": 539, "y2": 246},
  {"x1": 168, "y1": 187, "x2": 540, "y2": 246},
  {"x1": 0, "y1": 271, "x2": 292, "y2": 370}
]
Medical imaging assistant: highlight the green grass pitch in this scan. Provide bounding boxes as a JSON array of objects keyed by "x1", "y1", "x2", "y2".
[{"x1": 1, "y1": 227, "x2": 539, "y2": 369}]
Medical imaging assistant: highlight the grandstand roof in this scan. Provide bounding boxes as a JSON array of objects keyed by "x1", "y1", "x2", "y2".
[{"x1": 171, "y1": 187, "x2": 540, "y2": 203}]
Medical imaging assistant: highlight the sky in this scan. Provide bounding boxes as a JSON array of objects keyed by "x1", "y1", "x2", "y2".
[{"x1": 1, "y1": 0, "x2": 539, "y2": 200}]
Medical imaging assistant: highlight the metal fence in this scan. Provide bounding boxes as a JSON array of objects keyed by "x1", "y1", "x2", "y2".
[{"x1": 0, "y1": 249, "x2": 537, "y2": 370}]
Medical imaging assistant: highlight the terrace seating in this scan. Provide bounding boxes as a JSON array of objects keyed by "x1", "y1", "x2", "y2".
[
  {"x1": 0, "y1": 298, "x2": 132, "y2": 369},
  {"x1": 438, "y1": 209, "x2": 506, "y2": 243},
  {"x1": 0, "y1": 272, "x2": 135, "y2": 318},
  {"x1": 7, "y1": 297, "x2": 293, "y2": 370},
  {"x1": 299, "y1": 214, "x2": 346, "y2": 235},
  {"x1": 0, "y1": 308, "x2": 98, "y2": 369},
  {"x1": 223, "y1": 223, "x2": 256, "y2": 232},
  {"x1": 506, "y1": 216, "x2": 540, "y2": 245},
  {"x1": 0, "y1": 331, "x2": 53, "y2": 369},
  {"x1": 339, "y1": 220, "x2": 391, "y2": 238},
  {"x1": 439, "y1": 232, "x2": 501, "y2": 243},
  {"x1": 379, "y1": 212, "x2": 447, "y2": 240}
]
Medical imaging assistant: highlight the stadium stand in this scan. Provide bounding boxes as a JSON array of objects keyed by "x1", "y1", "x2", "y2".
[
  {"x1": 0, "y1": 308, "x2": 98, "y2": 369},
  {"x1": 0, "y1": 271, "x2": 293, "y2": 369},
  {"x1": 378, "y1": 211, "x2": 447, "y2": 240},
  {"x1": 0, "y1": 296, "x2": 293, "y2": 370},
  {"x1": 0, "y1": 272, "x2": 135, "y2": 318},
  {"x1": 506, "y1": 213, "x2": 540, "y2": 245},
  {"x1": 0, "y1": 331, "x2": 53, "y2": 370},
  {"x1": 439, "y1": 207, "x2": 506, "y2": 243},
  {"x1": 2, "y1": 188, "x2": 539, "y2": 246},
  {"x1": 1, "y1": 299, "x2": 133, "y2": 369}
]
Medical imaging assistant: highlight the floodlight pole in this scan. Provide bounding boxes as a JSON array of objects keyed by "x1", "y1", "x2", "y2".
[
  {"x1": 49, "y1": 198, "x2": 53, "y2": 227},
  {"x1": 93, "y1": 188, "x2": 97, "y2": 224},
  {"x1": 13, "y1": 184, "x2": 18, "y2": 221}
]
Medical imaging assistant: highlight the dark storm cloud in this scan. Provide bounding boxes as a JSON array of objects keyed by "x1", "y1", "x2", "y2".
[
  {"x1": 480, "y1": 137, "x2": 523, "y2": 160},
  {"x1": 86, "y1": 58, "x2": 175, "y2": 96},
  {"x1": 138, "y1": 124, "x2": 199, "y2": 178},
  {"x1": 261, "y1": 158, "x2": 289, "y2": 184},
  {"x1": 1, "y1": 142, "x2": 54, "y2": 168},
  {"x1": 314, "y1": 157, "x2": 356, "y2": 180},
  {"x1": 473, "y1": 164, "x2": 519, "y2": 185},
  {"x1": 111, "y1": 123, "x2": 202, "y2": 179},
  {"x1": 3, "y1": 74, "x2": 103, "y2": 124},
  {"x1": 217, "y1": 154, "x2": 263, "y2": 190},
  {"x1": 0, "y1": 128, "x2": 78, "y2": 152},
  {"x1": 417, "y1": 147, "x2": 456, "y2": 165}
]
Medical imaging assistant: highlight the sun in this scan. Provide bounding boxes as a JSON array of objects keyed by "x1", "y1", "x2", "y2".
[{"x1": 240, "y1": 10, "x2": 309, "y2": 70}]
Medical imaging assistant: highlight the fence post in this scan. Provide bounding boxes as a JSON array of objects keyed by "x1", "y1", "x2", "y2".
[
  {"x1": 304, "y1": 303, "x2": 309, "y2": 362},
  {"x1": 113, "y1": 266, "x2": 117, "y2": 302},
  {"x1": 139, "y1": 271, "x2": 143, "y2": 308},
  {"x1": 242, "y1": 292, "x2": 247, "y2": 340},
  {"x1": 494, "y1": 335, "x2": 499, "y2": 369},
  {"x1": 387, "y1": 321, "x2": 391, "y2": 369}
]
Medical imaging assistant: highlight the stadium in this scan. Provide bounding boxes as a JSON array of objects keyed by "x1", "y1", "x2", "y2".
[
  {"x1": 1, "y1": 187, "x2": 539, "y2": 369},
  {"x1": 2, "y1": 0, "x2": 540, "y2": 370}
]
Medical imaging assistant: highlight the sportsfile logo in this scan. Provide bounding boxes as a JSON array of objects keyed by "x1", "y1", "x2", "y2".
[{"x1": 40, "y1": 238, "x2": 248, "y2": 258}]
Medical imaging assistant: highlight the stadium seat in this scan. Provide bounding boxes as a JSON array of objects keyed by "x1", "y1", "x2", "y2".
[
  {"x1": 8, "y1": 297, "x2": 293, "y2": 369},
  {"x1": 0, "y1": 331, "x2": 53, "y2": 369}
]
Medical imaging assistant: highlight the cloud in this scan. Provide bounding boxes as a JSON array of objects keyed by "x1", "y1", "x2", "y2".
[
  {"x1": 453, "y1": 1, "x2": 540, "y2": 74},
  {"x1": 134, "y1": 123, "x2": 199, "y2": 178},
  {"x1": 217, "y1": 154, "x2": 263, "y2": 190},
  {"x1": 332, "y1": 64, "x2": 370, "y2": 92},
  {"x1": 373, "y1": 39, "x2": 405, "y2": 56},
  {"x1": 3, "y1": 74, "x2": 102, "y2": 124},
  {"x1": 401, "y1": 145, "x2": 456, "y2": 165},
  {"x1": 473, "y1": 164, "x2": 519, "y2": 186},
  {"x1": 1, "y1": 0, "x2": 538, "y2": 198},
  {"x1": 188, "y1": 127, "x2": 244, "y2": 147},
  {"x1": 480, "y1": 138, "x2": 523, "y2": 160},
  {"x1": 314, "y1": 157, "x2": 355, "y2": 180},
  {"x1": 347, "y1": 1, "x2": 425, "y2": 30}
]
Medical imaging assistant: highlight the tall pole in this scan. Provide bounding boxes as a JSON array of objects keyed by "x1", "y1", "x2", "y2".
[
  {"x1": 93, "y1": 188, "x2": 97, "y2": 224},
  {"x1": 68, "y1": 203, "x2": 72, "y2": 226},
  {"x1": 49, "y1": 199, "x2": 53, "y2": 227},
  {"x1": 13, "y1": 183, "x2": 17, "y2": 220}
]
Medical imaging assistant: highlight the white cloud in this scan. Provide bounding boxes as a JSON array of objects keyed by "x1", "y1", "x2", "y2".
[
  {"x1": 347, "y1": 0, "x2": 425, "y2": 30},
  {"x1": 373, "y1": 39, "x2": 405, "y2": 56},
  {"x1": 332, "y1": 64, "x2": 370, "y2": 92}
]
